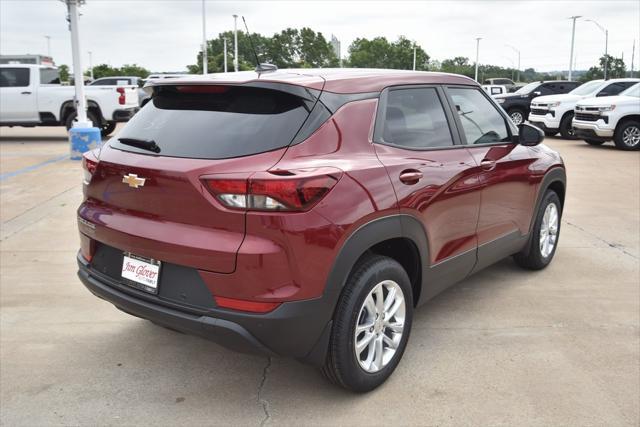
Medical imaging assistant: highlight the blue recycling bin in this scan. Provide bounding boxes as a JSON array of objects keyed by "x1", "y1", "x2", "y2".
[{"x1": 69, "y1": 126, "x2": 102, "y2": 160}]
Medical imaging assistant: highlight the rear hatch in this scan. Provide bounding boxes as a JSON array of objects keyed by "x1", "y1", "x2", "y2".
[{"x1": 81, "y1": 83, "x2": 321, "y2": 273}]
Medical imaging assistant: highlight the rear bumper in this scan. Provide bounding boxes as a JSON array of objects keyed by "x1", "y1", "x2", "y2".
[
  {"x1": 111, "y1": 107, "x2": 139, "y2": 122},
  {"x1": 77, "y1": 253, "x2": 332, "y2": 365}
]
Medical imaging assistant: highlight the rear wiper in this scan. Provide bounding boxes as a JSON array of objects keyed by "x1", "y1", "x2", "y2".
[{"x1": 118, "y1": 138, "x2": 161, "y2": 153}]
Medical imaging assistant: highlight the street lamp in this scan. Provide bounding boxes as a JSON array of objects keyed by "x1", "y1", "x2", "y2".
[
  {"x1": 88, "y1": 50, "x2": 93, "y2": 80},
  {"x1": 585, "y1": 18, "x2": 608, "y2": 79},
  {"x1": 233, "y1": 14, "x2": 239, "y2": 72},
  {"x1": 505, "y1": 44, "x2": 521, "y2": 82},
  {"x1": 223, "y1": 37, "x2": 228, "y2": 73},
  {"x1": 44, "y1": 35, "x2": 51, "y2": 57},
  {"x1": 201, "y1": 0, "x2": 208, "y2": 74},
  {"x1": 474, "y1": 37, "x2": 482, "y2": 82},
  {"x1": 568, "y1": 16, "x2": 581, "y2": 81},
  {"x1": 412, "y1": 43, "x2": 416, "y2": 71}
]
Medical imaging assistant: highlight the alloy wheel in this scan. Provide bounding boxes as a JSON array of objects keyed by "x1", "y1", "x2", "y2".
[
  {"x1": 353, "y1": 280, "x2": 406, "y2": 373},
  {"x1": 510, "y1": 111, "x2": 524, "y2": 125},
  {"x1": 539, "y1": 202, "x2": 559, "y2": 258},
  {"x1": 622, "y1": 125, "x2": 640, "y2": 148}
]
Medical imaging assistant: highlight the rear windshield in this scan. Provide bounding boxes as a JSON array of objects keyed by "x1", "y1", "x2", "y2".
[{"x1": 111, "y1": 85, "x2": 312, "y2": 159}]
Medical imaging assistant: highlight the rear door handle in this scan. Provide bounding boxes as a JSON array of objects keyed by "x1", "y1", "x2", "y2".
[
  {"x1": 21, "y1": 91, "x2": 32, "y2": 95},
  {"x1": 399, "y1": 170, "x2": 423, "y2": 185},
  {"x1": 480, "y1": 159, "x2": 496, "y2": 171}
]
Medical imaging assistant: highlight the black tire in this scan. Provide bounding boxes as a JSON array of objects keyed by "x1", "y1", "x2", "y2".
[
  {"x1": 544, "y1": 130, "x2": 557, "y2": 137},
  {"x1": 514, "y1": 190, "x2": 562, "y2": 270},
  {"x1": 101, "y1": 121, "x2": 116, "y2": 137},
  {"x1": 559, "y1": 113, "x2": 577, "y2": 139},
  {"x1": 65, "y1": 111, "x2": 99, "y2": 131},
  {"x1": 613, "y1": 120, "x2": 640, "y2": 151},
  {"x1": 584, "y1": 139, "x2": 605, "y2": 146},
  {"x1": 322, "y1": 254, "x2": 413, "y2": 392},
  {"x1": 507, "y1": 108, "x2": 525, "y2": 126}
]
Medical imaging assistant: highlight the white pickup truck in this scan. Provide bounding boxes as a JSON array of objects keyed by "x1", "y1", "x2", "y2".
[
  {"x1": 528, "y1": 78, "x2": 639, "y2": 139},
  {"x1": 573, "y1": 82, "x2": 640, "y2": 150},
  {"x1": 0, "y1": 64, "x2": 138, "y2": 136}
]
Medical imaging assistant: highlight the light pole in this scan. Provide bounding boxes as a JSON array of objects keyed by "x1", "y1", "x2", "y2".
[
  {"x1": 88, "y1": 50, "x2": 93, "y2": 80},
  {"x1": 568, "y1": 16, "x2": 581, "y2": 81},
  {"x1": 412, "y1": 44, "x2": 416, "y2": 71},
  {"x1": 223, "y1": 37, "x2": 228, "y2": 73},
  {"x1": 474, "y1": 37, "x2": 482, "y2": 82},
  {"x1": 233, "y1": 14, "x2": 239, "y2": 72},
  {"x1": 66, "y1": 0, "x2": 88, "y2": 126},
  {"x1": 505, "y1": 44, "x2": 520, "y2": 82},
  {"x1": 585, "y1": 19, "x2": 608, "y2": 79},
  {"x1": 201, "y1": 0, "x2": 208, "y2": 74},
  {"x1": 45, "y1": 35, "x2": 51, "y2": 57}
]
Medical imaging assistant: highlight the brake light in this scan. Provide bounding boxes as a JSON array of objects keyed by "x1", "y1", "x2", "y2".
[
  {"x1": 116, "y1": 87, "x2": 126, "y2": 105},
  {"x1": 214, "y1": 296, "x2": 280, "y2": 313},
  {"x1": 175, "y1": 85, "x2": 230, "y2": 94},
  {"x1": 82, "y1": 152, "x2": 99, "y2": 184},
  {"x1": 203, "y1": 170, "x2": 340, "y2": 211}
]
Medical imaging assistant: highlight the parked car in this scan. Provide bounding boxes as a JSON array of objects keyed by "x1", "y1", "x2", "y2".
[
  {"x1": 77, "y1": 69, "x2": 566, "y2": 392},
  {"x1": 495, "y1": 80, "x2": 581, "y2": 126},
  {"x1": 529, "y1": 78, "x2": 639, "y2": 139},
  {"x1": 482, "y1": 84, "x2": 508, "y2": 97},
  {"x1": 0, "y1": 65, "x2": 138, "y2": 136},
  {"x1": 572, "y1": 82, "x2": 640, "y2": 150},
  {"x1": 484, "y1": 77, "x2": 517, "y2": 92},
  {"x1": 89, "y1": 76, "x2": 148, "y2": 108}
]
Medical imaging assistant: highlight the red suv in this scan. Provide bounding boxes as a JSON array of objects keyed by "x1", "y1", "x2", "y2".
[{"x1": 77, "y1": 69, "x2": 566, "y2": 392}]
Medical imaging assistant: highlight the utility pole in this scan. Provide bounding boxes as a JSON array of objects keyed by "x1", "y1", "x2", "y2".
[
  {"x1": 88, "y1": 50, "x2": 93, "y2": 80},
  {"x1": 233, "y1": 14, "x2": 239, "y2": 72},
  {"x1": 201, "y1": 0, "x2": 208, "y2": 74},
  {"x1": 586, "y1": 19, "x2": 608, "y2": 79},
  {"x1": 45, "y1": 35, "x2": 51, "y2": 57},
  {"x1": 568, "y1": 16, "x2": 581, "y2": 81},
  {"x1": 505, "y1": 44, "x2": 520, "y2": 81},
  {"x1": 474, "y1": 37, "x2": 482, "y2": 82},
  {"x1": 223, "y1": 37, "x2": 228, "y2": 73},
  {"x1": 412, "y1": 44, "x2": 416, "y2": 71}
]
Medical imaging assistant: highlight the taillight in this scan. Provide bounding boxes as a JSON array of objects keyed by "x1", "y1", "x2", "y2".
[
  {"x1": 116, "y1": 87, "x2": 125, "y2": 105},
  {"x1": 214, "y1": 296, "x2": 280, "y2": 313},
  {"x1": 79, "y1": 232, "x2": 95, "y2": 262},
  {"x1": 203, "y1": 169, "x2": 340, "y2": 212},
  {"x1": 82, "y1": 151, "x2": 99, "y2": 184}
]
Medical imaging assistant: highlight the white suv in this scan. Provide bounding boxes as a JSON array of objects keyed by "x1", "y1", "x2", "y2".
[
  {"x1": 573, "y1": 82, "x2": 640, "y2": 150},
  {"x1": 528, "y1": 78, "x2": 639, "y2": 139}
]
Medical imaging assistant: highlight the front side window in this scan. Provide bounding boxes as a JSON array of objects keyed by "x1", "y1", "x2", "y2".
[
  {"x1": 0, "y1": 68, "x2": 29, "y2": 87},
  {"x1": 381, "y1": 87, "x2": 454, "y2": 149},
  {"x1": 598, "y1": 81, "x2": 637, "y2": 96},
  {"x1": 514, "y1": 82, "x2": 541, "y2": 95},
  {"x1": 570, "y1": 80, "x2": 603, "y2": 96},
  {"x1": 91, "y1": 78, "x2": 116, "y2": 86},
  {"x1": 448, "y1": 87, "x2": 511, "y2": 145}
]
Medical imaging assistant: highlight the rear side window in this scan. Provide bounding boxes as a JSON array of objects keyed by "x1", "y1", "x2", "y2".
[
  {"x1": 111, "y1": 85, "x2": 313, "y2": 159},
  {"x1": 0, "y1": 68, "x2": 29, "y2": 87},
  {"x1": 39, "y1": 68, "x2": 60, "y2": 84},
  {"x1": 381, "y1": 87, "x2": 454, "y2": 149},
  {"x1": 448, "y1": 87, "x2": 510, "y2": 145}
]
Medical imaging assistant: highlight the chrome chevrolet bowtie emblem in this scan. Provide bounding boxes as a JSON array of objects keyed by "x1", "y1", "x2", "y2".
[{"x1": 122, "y1": 173, "x2": 146, "y2": 188}]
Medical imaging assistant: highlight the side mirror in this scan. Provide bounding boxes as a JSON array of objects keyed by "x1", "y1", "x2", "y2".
[
  {"x1": 518, "y1": 123, "x2": 544, "y2": 146},
  {"x1": 532, "y1": 91, "x2": 541, "y2": 96}
]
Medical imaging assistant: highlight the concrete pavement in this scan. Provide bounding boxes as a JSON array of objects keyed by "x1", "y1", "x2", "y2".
[{"x1": 1, "y1": 126, "x2": 638, "y2": 426}]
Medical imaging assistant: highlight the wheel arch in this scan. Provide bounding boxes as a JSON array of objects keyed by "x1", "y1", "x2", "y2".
[
  {"x1": 614, "y1": 115, "x2": 640, "y2": 135},
  {"x1": 60, "y1": 100, "x2": 105, "y2": 125}
]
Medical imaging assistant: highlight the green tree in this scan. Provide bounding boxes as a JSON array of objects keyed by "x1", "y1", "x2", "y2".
[
  {"x1": 91, "y1": 64, "x2": 120, "y2": 79},
  {"x1": 297, "y1": 27, "x2": 338, "y2": 67},
  {"x1": 119, "y1": 64, "x2": 150, "y2": 78},
  {"x1": 347, "y1": 36, "x2": 428, "y2": 70},
  {"x1": 579, "y1": 54, "x2": 626, "y2": 82},
  {"x1": 58, "y1": 64, "x2": 70, "y2": 82}
]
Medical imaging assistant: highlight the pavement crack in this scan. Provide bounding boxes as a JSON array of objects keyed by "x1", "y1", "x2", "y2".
[
  {"x1": 258, "y1": 357, "x2": 272, "y2": 427},
  {"x1": 564, "y1": 220, "x2": 638, "y2": 260}
]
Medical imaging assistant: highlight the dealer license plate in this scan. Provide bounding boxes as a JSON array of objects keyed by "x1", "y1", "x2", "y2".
[{"x1": 121, "y1": 253, "x2": 161, "y2": 294}]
